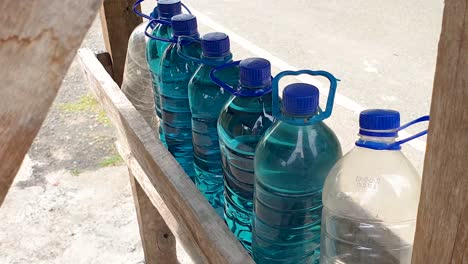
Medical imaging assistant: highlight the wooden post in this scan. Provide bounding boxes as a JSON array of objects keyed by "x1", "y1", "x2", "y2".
[
  {"x1": 412, "y1": 0, "x2": 468, "y2": 263},
  {"x1": 0, "y1": 0, "x2": 102, "y2": 206},
  {"x1": 129, "y1": 170, "x2": 178, "y2": 264},
  {"x1": 100, "y1": 0, "x2": 142, "y2": 86}
]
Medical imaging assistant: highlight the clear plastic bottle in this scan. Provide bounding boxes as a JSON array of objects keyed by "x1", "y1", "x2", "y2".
[
  {"x1": 214, "y1": 58, "x2": 274, "y2": 252},
  {"x1": 122, "y1": 19, "x2": 158, "y2": 130},
  {"x1": 160, "y1": 14, "x2": 201, "y2": 179},
  {"x1": 187, "y1": 32, "x2": 238, "y2": 216},
  {"x1": 321, "y1": 109, "x2": 424, "y2": 264},
  {"x1": 146, "y1": 0, "x2": 182, "y2": 146},
  {"x1": 253, "y1": 75, "x2": 342, "y2": 263}
]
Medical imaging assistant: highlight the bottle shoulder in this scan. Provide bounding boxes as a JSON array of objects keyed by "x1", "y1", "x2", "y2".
[
  {"x1": 322, "y1": 147, "x2": 421, "y2": 221},
  {"x1": 218, "y1": 95, "x2": 274, "y2": 140},
  {"x1": 257, "y1": 121, "x2": 342, "y2": 153},
  {"x1": 254, "y1": 121, "x2": 342, "y2": 193}
]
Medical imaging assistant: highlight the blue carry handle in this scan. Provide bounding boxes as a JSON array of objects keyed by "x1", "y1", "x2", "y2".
[
  {"x1": 356, "y1": 115, "x2": 430, "y2": 150},
  {"x1": 132, "y1": 0, "x2": 192, "y2": 21},
  {"x1": 133, "y1": 0, "x2": 154, "y2": 20},
  {"x1": 144, "y1": 19, "x2": 177, "y2": 42},
  {"x1": 210, "y1": 61, "x2": 272, "y2": 97},
  {"x1": 272, "y1": 69, "x2": 339, "y2": 126},
  {"x1": 137, "y1": 0, "x2": 193, "y2": 40}
]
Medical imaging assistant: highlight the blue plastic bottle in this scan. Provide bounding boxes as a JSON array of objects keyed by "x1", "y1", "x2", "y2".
[
  {"x1": 212, "y1": 58, "x2": 274, "y2": 252},
  {"x1": 252, "y1": 70, "x2": 342, "y2": 263},
  {"x1": 159, "y1": 14, "x2": 201, "y2": 179},
  {"x1": 146, "y1": 0, "x2": 182, "y2": 146},
  {"x1": 184, "y1": 33, "x2": 238, "y2": 216}
]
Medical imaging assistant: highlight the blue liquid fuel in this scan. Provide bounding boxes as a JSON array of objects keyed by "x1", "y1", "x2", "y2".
[
  {"x1": 218, "y1": 93, "x2": 274, "y2": 252},
  {"x1": 252, "y1": 120, "x2": 342, "y2": 263},
  {"x1": 160, "y1": 40, "x2": 201, "y2": 179},
  {"x1": 189, "y1": 60, "x2": 238, "y2": 216},
  {"x1": 146, "y1": 23, "x2": 172, "y2": 146}
]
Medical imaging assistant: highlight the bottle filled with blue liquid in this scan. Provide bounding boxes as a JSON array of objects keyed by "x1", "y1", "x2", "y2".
[
  {"x1": 146, "y1": 0, "x2": 183, "y2": 146},
  {"x1": 182, "y1": 32, "x2": 238, "y2": 216},
  {"x1": 159, "y1": 14, "x2": 201, "y2": 179},
  {"x1": 212, "y1": 58, "x2": 274, "y2": 252},
  {"x1": 321, "y1": 110, "x2": 428, "y2": 264},
  {"x1": 252, "y1": 70, "x2": 342, "y2": 263}
]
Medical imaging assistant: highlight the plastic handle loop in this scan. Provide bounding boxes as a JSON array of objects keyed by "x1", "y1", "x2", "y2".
[
  {"x1": 210, "y1": 61, "x2": 273, "y2": 97},
  {"x1": 181, "y1": 3, "x2": 192, "y2": 14},
  {"x1": 356, "y1": 115, "x2": 430, "y2": 150},
  {"x1": 144, "y1": 19, "x2": 177, "y2": 42},
  {"x1": 272, "y1": 70, "x2": 339, "y2": 126},
  {"x1": 133, "y1": 0, "x2": 153, "y2": 20},
  {"x1": 393, "y1": 115, "x2": 430, "y2": 146},
  {"x1": 132, "y1": 0, "x2": 192, "y2": 20},
  {"x1": 176, "y1": 36, "x2": 203, "y2": 63}
]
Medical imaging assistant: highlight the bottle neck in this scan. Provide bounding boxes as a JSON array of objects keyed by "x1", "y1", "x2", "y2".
[
  {"x1": 356, "y1": 134, "x2": 400, "y2": 150},
  {"x1": 158, "y1": 13, "x2": 176, "y2": 22},
  {"x1": 173, "y1": 33, "x2": 200, "y2": 42},
  {"x1": 201, "y1": 53, "x2": 233, "y2": 66}
]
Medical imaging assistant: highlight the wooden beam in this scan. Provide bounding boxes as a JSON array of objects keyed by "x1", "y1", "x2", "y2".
[
  {"x1": 100, "y1": 0, "x2": 142, "y2": 86},
  {"x1": 128, "y1": 168, "x2": 179, "y2": 264},
  {"x1": 78, "y1": 48, "x2": 253, "y2": 263},
  {"x1": 412, "y1": 0, "x2": 468, "y2": 263},
  {"x1": 0, "y1": 0, "x2": 102, "y2": 206}
]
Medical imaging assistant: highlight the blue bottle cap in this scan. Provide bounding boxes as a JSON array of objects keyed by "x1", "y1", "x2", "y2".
[
  {"x1": 239, "y1": 58, "x2": 271, "y2": 87},
  {"x1": 201, "y1": 32, "x2": 230, "y2": 57},
  {"x1": 359, "y1": 109, "x2": 400, "y2": 137},
  {"x1": 157, "y1": 0, "x2": 182, "y2": 19},
  {"x1": 282, "y1": 83, "x2": 319, "y2": 116},
  {"x1": 171, "y1": 14, "x2": 198, "y2": 37}
]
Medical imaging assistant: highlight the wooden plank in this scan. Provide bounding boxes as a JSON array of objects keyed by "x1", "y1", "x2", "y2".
[
  {"x1": 128, "y1": 168, "x2": 178, "y2": 264},
  {"x1": 100, "y1": 0, "x2": 142, "y2": 86},
  {"x1": 412, "y1": 0, "x2": 468, "y2": 263},
  {"x1": 118, "y1": 142, "x2": 207, "y2": 263},
  {"x1": 0, "y1": 0, "x2": 102, "y2": 206},
  {"x1": 78, "y1": 48, "x2": 253, "y2": 263}
]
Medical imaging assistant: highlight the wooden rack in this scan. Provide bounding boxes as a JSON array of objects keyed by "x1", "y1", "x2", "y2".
[{"x1": 0, "y1": 0, "x2": 467, "y2": 263}]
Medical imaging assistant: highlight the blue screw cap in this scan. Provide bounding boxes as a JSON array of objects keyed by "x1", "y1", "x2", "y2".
[
  {"x1": 239, "y1": 58, "x2": 271, "y2": 87},
  {"x1": 157, "y1": 0, "x2": 182, "y2": 19},
  {"x1": 201, "y1": 32, "x2": 230, "y2": 57},
  {"x1": 171, "y1": 14, "x2": 198, "y2": 37},
  {"x1": 282, "y1": 83, "x2": 319, "y2": 116},
  {"x1": 359, "y1": 109, "x2": 400, "y2": 137}
]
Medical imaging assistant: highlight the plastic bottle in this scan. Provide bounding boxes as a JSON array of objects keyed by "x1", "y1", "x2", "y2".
[
  {"x1": 146, "y1": 0, "x2": 183, "y2": 146},
  {"x1": 252, "y1": 70, "x2": 342, "y2": 264},
  {"x1": 321, "y1": 110, "x2": 429, "y2": 264},
  {"x1": 121, "y1": 8, "x2": 158, "y2": 130},
  {"x1": 159, "y1": 14, "x2": 201, "y2": 179},
  {"x1": 212, "y1": 58, "x2": 275, "y2": 252},
  {"x1": 184, "y1": 32, "x2": 237, "y2": 216}
]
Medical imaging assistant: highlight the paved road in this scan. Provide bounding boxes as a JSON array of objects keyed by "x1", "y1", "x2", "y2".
[{"x1": 143, "y1": 0, "x2": 444, "y2": 172}]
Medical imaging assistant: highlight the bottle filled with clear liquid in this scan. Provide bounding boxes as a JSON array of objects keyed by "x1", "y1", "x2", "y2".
[
  {"x1": 183, "y1": 32, "x2": 238, "y2": 216},
  {"x1": 212, "y1": 58, "x2": 274, "y2": 252},
  {"x1": 121, "y1": 8, "x2": 158, "y2": 130},
  {"x1": 321, "y1": 110, "x2": 429, "y2": 264},
  {"x1": 146, "y1": 0, "x2": 183, "y2": 146},
  {"x1": 159, "y1": 14, "x2": 201, "y2": 179},
  {"x1": 253, "y1": 70, "x2": 342, "y2": 263}
]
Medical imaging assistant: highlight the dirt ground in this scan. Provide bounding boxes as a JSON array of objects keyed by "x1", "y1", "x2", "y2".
[{"x1": 0, "y1": 17, "x2": 145, "y2": 264}]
